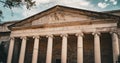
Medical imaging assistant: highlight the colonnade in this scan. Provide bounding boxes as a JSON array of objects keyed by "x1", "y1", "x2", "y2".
[{"x1": 7, "y1": 32, "x2": 119, "y2": 63}]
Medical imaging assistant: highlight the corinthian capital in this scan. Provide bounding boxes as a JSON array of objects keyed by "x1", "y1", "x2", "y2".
[
  {"x1": 33, "y1": 36, "x2": 40, "y2": 39},
  {"x1": 92, "y1": 32, "x2": 101, "y2": 36},
  {"x1": 46, "y1": 35, "x2": 53, "y2": 38},
  {"x1": 110, "y1": 31, "x2": 118, "y2": 35},
  {"x1": 60, "y1": 34, "x2": 68, "y2": 37},
  {"x1": 20, "y1": 36, "x2": 27, "y2": 40},
  {"x1": 76, "y1": 32, "x2": 84, "y2": 37}
]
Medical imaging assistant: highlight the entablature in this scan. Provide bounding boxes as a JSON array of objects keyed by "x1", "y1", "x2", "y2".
[{"x1": 10, "y1": 23, "x2": 117, "y2": 37}]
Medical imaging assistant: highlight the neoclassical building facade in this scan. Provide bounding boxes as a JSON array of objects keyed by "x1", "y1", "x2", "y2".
[{"x1": 1, "y1": 5, "x2": 120, "y2": 63}]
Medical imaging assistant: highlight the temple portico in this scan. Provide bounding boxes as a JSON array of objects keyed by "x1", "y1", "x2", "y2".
[
  {"x1": 6, "y1": 5, "x2": 120, "y2": 63},
  {"x1": 7, "y1": 28, "x2": 119, "y2": 63}
]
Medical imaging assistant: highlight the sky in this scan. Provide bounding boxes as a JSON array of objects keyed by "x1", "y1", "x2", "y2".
[{"x1": 0, "y1": 0, "x2": 120, "y2": 22}]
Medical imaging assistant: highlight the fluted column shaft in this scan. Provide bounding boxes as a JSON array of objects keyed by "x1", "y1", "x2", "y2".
[
  {"x1": 111, "y1": 32, "x2": 120, "y2": 63},
  {"x1": 19, "y1": 37, "x2": 27, "y2": 63},
  {"x1": 32, "y1": 36, "x2": 40, "y2": 63},
  {"x1": 93, "y1": 32, "x2": 101, "y2": 63},
  {"x1": 7, "y1": 37, "x2": 15, "y2": 63},
  {"x1": 76, "y1": 33, "x2": 84, "y2": 63},
  {"x1": 46, "y1": 35, "x2": 53, "y2": 63},
  {"x1": 61, "y1": 34, "x2": 68, "y2": 63}
]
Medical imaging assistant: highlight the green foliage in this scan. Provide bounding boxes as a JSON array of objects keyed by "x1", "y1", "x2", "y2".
[
  {"x1": 0, "y1": 0, "x2": 36, "y2": 22},
  {"x1": 0, "y1": 10, "x2": 3, "y2": 22},
  {"x1": 0, "y1": 0, "x2": 35, "y2": 9}
]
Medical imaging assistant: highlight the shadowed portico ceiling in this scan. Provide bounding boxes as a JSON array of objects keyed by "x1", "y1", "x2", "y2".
[{"x1": 9, "y1": 5, "x2": 120, "y2": 30}]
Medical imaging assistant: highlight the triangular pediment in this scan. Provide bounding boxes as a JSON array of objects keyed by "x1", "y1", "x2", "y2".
[
  {"x1": 10, "y1": 5, "x2": 119, "y2": 29},
  {"x1": 31, "y1": 10, "x2": 92, "y2": 26}
]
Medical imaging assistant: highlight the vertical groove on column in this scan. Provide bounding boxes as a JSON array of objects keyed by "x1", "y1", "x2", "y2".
[
  {"x1": 7, "y1": 37, "x2": 15, "y2": 63},
  {"x1": 19, "y1": 37, "x2": 27, "y2": 63},
  {"x1": 61, "y1": 34, "x2": 68, "y2": 63},
  {"x1": 93, "y1": 32, "x2": 101, "y2": 63},
  {"x1": 46, "y1": 35, "x2": 53, "y2": 63},
  {"x1": 111, "y1": 32, "x2": 120, "y2": 63},
  {"x1": 32, "y1": 36, "x2": 40, "y2": 63},
  {"x1": 76, "y1": 33, "x2": 83, "y2": 63}
]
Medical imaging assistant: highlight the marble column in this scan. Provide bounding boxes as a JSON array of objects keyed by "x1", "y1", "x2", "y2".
[
  {"x1": 76, "y1": 33, "x2": 84, "y2": 63},
  {"x1": 19, "y1": 36, "x2": 27, "y2": 63},
  {"x1": 7, "y1": 37, "x2": 15, "y2": 63},
  {"x1": 61, "y1": 34, "x2": 68, "y2": 63},
  {"x1": 32, "y1": 36, "x2": 40, "y2": 63},
  {"x1": 111, "y1": 32, "x2": 120, "y2": 63},
  {"x1": 93, "y1": 32, "x2": 101, "y2": 63},
  {"x1": 46, "y1": 35, "x2": 53, "y2": 63}
]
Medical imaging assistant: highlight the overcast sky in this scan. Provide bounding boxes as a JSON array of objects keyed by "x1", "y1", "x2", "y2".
[{"x1": 0, "y1": 0, "x2": 120, "y2": 22}]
